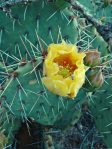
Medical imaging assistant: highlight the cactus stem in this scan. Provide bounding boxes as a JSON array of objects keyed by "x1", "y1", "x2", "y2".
[
  {"x1": 66, "y1": 0, "x2": 112, "y2": 46},
  {"x1": 65, "y1": 0, "x2": 101, "y2": 27}
]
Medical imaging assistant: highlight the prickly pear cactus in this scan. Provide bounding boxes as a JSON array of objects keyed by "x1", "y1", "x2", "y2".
[
  {"x1": 0, "y1": 0, "x2": 112, "y2": 148},
  {"x1": 73, "y1": 0, "x2": 112, "y2": 147},
  {"x1": 0, "y1": 56, "x2": 87, "y2": 126},
  {"x1": 0, "y1": 107, "x2": 21, "y2": 146},
  {"x1": 0, "y1": 0, "x2": 83, "y2": 124},
  {"x1": 89, "y1": 77, "x2": 112, "y2": 148},
  {"x1": 0, "y1": 0, "x2": 78, "y2": 64}
]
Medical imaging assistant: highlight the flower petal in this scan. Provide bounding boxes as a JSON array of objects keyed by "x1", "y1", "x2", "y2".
[
  {"x1": 48, "y1": 42, "x2": 77, "y2": 55},
  {"x1": 43, "y1": 60, "x2": 59, "y2": 76},
  {"x1": 42, "y1": 77, "x2": 68, "y2": 96}
]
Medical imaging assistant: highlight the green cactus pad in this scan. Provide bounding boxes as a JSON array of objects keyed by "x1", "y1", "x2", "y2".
[
  {"x1": 89, "y1": 78, "x2": 112, "y2": 148},
  {"x1": 0, "y1": 107, "x2": 21, "y2": 145},
  {"x1": 0, "y1": 0, "x2": 78, "y2": 64},
  {"x1": 0, "y1": 58, "x2": 86, "y2": 126},
  {"x1": 77, "y1": 18, "x2": 108, "y2": 56}
]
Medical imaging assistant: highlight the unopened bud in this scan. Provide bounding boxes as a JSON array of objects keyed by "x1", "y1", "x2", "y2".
[
  {"x1": 84, "y1": 50, "x2": 101, "y2": 67},
  {"x1": 88, "y1": 69, "x2": 104, "y2": 88}
]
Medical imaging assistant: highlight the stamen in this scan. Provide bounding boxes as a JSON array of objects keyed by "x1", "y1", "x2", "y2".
[{"x1": 54, "y1": 55, "x2": 77, "y2": 78}]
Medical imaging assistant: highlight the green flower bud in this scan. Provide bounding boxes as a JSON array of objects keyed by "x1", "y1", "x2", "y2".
[{"x1": 84, "y1": 50, "x2": 101, "y2": 67}]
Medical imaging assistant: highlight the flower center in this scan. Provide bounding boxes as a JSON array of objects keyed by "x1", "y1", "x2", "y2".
[
  {"x1": 54, "y1": 55, "x2": 77, "y2": 78},
  {"x1": 58, "y1": 66, "x2": 71, "y2": 78}
]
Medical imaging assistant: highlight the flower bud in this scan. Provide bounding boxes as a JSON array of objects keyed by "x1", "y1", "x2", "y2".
[
  {"x1": 87, "y1": 69, "x2": 104, "y2": 88},
  {"x1": 84, "y1": 50, "x2": 101, "y2": 67}
]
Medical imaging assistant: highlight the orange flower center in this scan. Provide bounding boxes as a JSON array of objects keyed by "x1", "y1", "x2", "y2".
[{"x1": 54, "y1": 55, "x2": 77, "y2": 78}]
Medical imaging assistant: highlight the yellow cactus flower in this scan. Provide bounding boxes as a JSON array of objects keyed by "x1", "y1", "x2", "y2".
[{"x1": 42, "y1": 42, "x2": 86, "y2": 98}]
